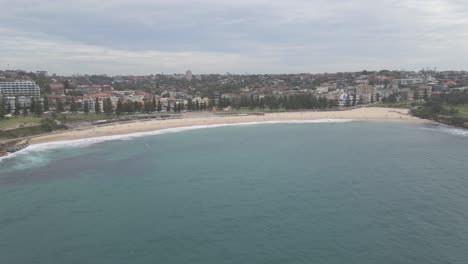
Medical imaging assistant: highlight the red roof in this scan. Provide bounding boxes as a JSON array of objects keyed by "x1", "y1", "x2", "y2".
[
  {"x1": 89, "y1": 93, "x2": 113, "y2": 98},
  {"x1": 50, "y1": 84, "x2": 64, "y2": 90}
]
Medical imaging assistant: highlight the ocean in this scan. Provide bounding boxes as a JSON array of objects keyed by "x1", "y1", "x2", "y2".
[{"x1": 1, "y1": 121, "x2": 468, "y2": 264}]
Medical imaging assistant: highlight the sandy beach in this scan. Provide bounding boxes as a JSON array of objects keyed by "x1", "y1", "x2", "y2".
[{"x1": 29, "y1": 107, "x2": 421, "y2": 145}]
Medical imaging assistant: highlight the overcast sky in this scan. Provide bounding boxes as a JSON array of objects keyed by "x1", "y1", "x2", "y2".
[{"x1": 0, "y1": 0, "x2": 467, "y2": 75}]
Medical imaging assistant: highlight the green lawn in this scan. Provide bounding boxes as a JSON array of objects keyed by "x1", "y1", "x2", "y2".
[
  {"x1": 0, "y1": 116, "x2": 43, "y2": 129},
  {"x1": 452, "y1": 104, "x2": 468, "y2": 118},
  {"x1": 220, "y1": 108, "x2": 287, "y2": 113},
  {"x1": 60, "y1": 113, "x2": 118, "y2": 122},
  {"x1": 370, "y1": 101, "x2": 414, "y2": 108}
]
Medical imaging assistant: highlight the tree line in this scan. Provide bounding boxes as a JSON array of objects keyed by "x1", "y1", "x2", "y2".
[
  {"x1": 0, "y1": 96, "x2": 50, "y2": 118},
  {"x1": 49, "y1": 97, "x2": 211, "y2": 115},
  {"x1": 411, "y1": 90, "x2": 468, "y2": 127},
  {"x1": 218, "y1": 94, "x2": 361, "y2": 110}
]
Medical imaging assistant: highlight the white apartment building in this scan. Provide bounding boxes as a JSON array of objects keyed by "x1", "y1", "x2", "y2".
[{"x1": 0, "y1": 81, "x2": 41, "y2": 97}]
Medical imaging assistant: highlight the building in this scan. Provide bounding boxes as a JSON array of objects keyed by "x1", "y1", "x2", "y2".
[
  {"x1": 1, "y1": 96, "x2": 33, "y2": 111},
  {"x1": 101, "y1": 85, "x2": 113, "y2": 92},
  {"x1": 185, "y1": 70, "x2": 193, "y2": 81},
  {"x1": 416, "y1": 85, "x2": 432, "y2": 98},
  {"x1": 89, "y1": 93, "x2": 119, "y2": 112},
  {"x1": 395, "y1": 78, "x2": 422, "y2": 86},
  {"x1": 50, "y1": 83, "x2": 65, "y2": 95},
  {"x1": 36, "y1": 71, "x2": 48, "y2": 76},
  {"x1": 356, "y1": 84, "x2": 374, "y2": 95},
  {"x1": 0, "y1": 81, "x2": 41, "y2": 97},
  {"x1": 356, "y1": 84, "x2": 375, "y2": 103},
  {"x1": 80, "y1": 97, "x2": 96, "y2": 112},
  {"x1": 338, "y1": 93, "x2": 359, "y2": 107},
  {"x1": 399, "y1": 88, "x2": 413, "y2": 101},
  {"x1": 316, "y1": 86, "x2": 329, "y2": 94}
]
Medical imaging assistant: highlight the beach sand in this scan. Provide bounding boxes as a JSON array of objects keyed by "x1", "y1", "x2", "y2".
[{"x1": 30, "y1": 107, "x2": 421, "y2": 145}]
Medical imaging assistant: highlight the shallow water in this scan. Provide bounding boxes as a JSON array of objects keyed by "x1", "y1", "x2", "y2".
[{"x1": 1, "y1": 121, "x2": 468, "y2": 263}]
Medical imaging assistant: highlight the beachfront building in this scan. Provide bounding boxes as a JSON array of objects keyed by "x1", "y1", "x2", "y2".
[
  {"x1": 81, "y1": 97, "x2": 96, "y2": 112},
  {"x1": 0, "y1": 81, "x2": 41, "y2": 110},
  {"x1": 338, "y1": 93, "x2": 360, "y2": 107},
  {"x1": 90, "y1": 94, "x2": 119, "y2": 112},
  {"x1": 0, "y1": 81, "x2": 40, "y2": 97},
  {"x1": 356, "y1": 84, "x2": 375, "y2": 103}
]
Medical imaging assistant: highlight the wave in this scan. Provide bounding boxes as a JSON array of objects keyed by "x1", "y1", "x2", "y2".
[
  {"x1": 421, "y1": 123, "x2": 468, "y2": 137},
  {"x1": 0, "y1": 119, "x2": 352, "y2": 162}
]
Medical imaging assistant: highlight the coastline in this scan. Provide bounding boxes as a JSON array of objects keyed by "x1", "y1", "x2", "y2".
[{"x1": 28, "y1": 107, "x2": 422, "y2": 145}]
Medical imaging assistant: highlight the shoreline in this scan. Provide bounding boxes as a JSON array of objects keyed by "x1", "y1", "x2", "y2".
[{"x1": 28, "y1": 107, "x2": 422, "y2": 145}]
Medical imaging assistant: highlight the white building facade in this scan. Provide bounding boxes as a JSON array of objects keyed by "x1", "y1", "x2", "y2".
[{"x1": 0, "y1": 81, "x2": 41, "y2": 97}]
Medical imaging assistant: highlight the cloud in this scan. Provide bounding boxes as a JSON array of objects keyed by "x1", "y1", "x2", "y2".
[
  {"x1": 0, "y1": 27, "x2": 285, "y2": 75},
  {"x1": 0, "y1": 0, "x2": 467, "y2": 74}
]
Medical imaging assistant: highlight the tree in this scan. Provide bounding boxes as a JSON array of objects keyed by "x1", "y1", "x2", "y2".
[
  {"x1": 151, "y1": 97, "x2": 157, "y2": 112},
  {"x1": 134, "y1": 101, "x2": 141, "y2": 113},
  {"x1": 413, "y1": 90, "x2": 420, "y2": 101},
  {"x1": 40, "y1": 117, "x2": 58, "y2": 132},
  {"x1": 187, "y1": 98, "x2": 193, "y2": 111},
  {"x1": 0, "y1": 96, "x2": 6, "y2": 118},
  {"x1": 22, "y1": 103, "x2": 28, "y2": 117},
  {"x1": 195, "y1": 100, "x2": 200, "y2": 111},
  {"x1": 34, "y1": 99, "x2": 43, "y2": 116},
  {"x1": 177, "y1": 102, "x2": 182, "y2": 112},
  {"x1": 43, "y1": 96, "x2": 49, "y2": 111},
  {"x1": 330, "y1": 99, "x2": 339, "y2": 108},
  {"x1": 166, "y1": 101, "x2": 171, "y2": 112},
  {"x1": 423, "y1": 88, "x2": 429, "y2": 101},
  {"x1": 352, "y1": 93, "x2": 357, "y2": 106},
  {"x1": 116, "y1": 99, "x2": 123, "y2": 115},
  {"x1": 259, "y1": 97, "x2": 265, "y2": 110},
  {"x1": 6, "y1": 101, "x2": 12, "y2": 114},
  {"x1": 157, "y1": 101, "x2": 162, "y2": 112},
  {"x1": 376, "y1": 93, "x2": 381, "y2": 102},
  {"x1": 14, "y1": 97, "x2": 20, "y2": 116},
  {"x1": 70, "y1": 98, "x2": 77, "y2": 113},
  {"x1": 383, "y1": 94, "x2": 398, "y2": 103},
  {"x1": 208, "y1": 98, "x2": 214, "y2": 110},
  {"x1": 83, "y1": 100, "x2": 90, "y2": 114},
  {"x1": 103, "y1": 97, "x2": 114, "y2": 114},
  {"x1": 64, "y1": 80, "x2": 70, "y2": 90},
  {"x1": 56, "y1": 100, "x2": 64, "y2": 112},
  {"x1": 29, "y1": 98, "x2": 36, "y2": 113},
  {"x1": 326, "y1": 98, "x2": 333, "y2": 109},
  {"x1": 371, "y1": 94, "x2": 374, "y2": 103},
  {"x1": 95, "y1": 98, "x2": 101, "y2": 113},
  {"x1": 143, "y1": 100, "x2": 151, "y2": 113},
  {"x1": 248, "y1": 97, "x2": 256, "y2": 110}
]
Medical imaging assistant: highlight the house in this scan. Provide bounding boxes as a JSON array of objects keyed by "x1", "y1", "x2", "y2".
[
  {"x1": 50, "y1": 83, "x2": 65, "y2": 95},
  {"x1": 316, "y1": 86, "x2": 329, "y2": 94}
]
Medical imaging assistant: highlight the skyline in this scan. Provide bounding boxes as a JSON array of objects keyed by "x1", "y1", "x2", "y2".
[{"x1": 1, "y1": 0, "x2": 467, "y2": 75}]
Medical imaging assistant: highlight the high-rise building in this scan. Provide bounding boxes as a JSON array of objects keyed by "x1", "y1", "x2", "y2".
[
  {"x1": 356, "y1": 84, "x2": 374, "y2": 95},
  {"x1": 185, "y1": 70, "x2": 193, "y2": 81},
  {"x1": 0, "y1": 81, "x2": 41, "y2": 97}
]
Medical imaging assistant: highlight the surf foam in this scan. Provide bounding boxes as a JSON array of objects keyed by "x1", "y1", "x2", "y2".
[
  {"x1": 0, "y1": 119, "x2": 352, "y2": 162},
  {"x1": 422, "y1": 124, "x2": 468, "y2": 137}
]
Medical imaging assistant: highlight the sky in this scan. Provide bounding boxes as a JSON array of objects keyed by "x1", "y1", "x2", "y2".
[{"x1": 0, "y1": 0, "x2": 467, "y2": 75}]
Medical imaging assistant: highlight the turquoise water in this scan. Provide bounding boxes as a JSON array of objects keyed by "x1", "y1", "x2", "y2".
[{"x1": 1, "y1": 121, "x2": 468, "y2": 263}]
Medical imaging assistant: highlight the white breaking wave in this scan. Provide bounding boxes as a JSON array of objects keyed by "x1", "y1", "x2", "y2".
[
  {"x1": 421, "y1": 124, "x2": 468, "y2": 137},
  {"x1": 0, "y1": 119, "x2": 352, "y2": 162}
]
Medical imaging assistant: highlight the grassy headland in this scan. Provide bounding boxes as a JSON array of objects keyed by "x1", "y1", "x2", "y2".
[{"x1": 411, "y1": 91, "x2": 468, "y2": 128}]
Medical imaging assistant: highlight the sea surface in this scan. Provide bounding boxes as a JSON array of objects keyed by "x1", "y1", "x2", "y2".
[{"x1": 1, "y1": 121, "x2": 468, "y2": 264}]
